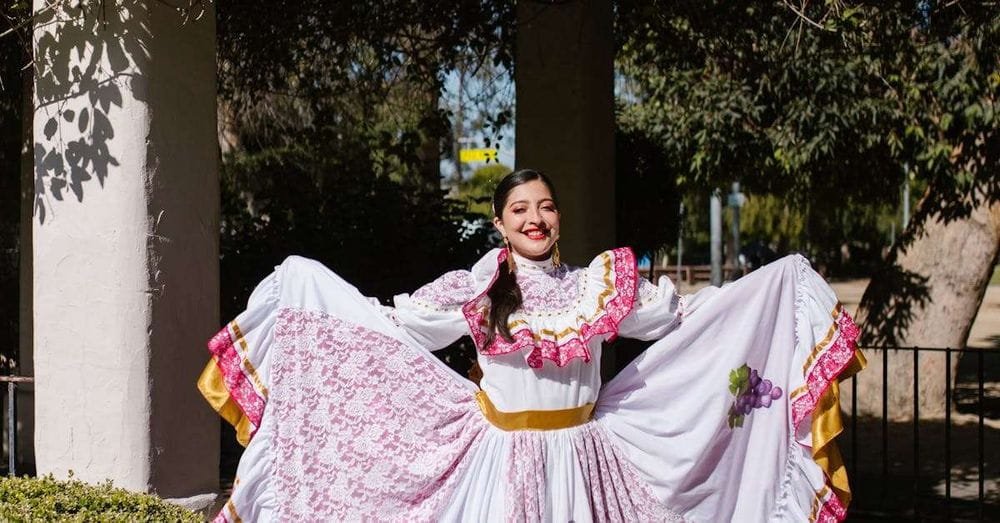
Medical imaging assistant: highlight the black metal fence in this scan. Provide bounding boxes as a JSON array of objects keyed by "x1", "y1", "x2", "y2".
[
  {"x1": 0, "y1": 374, "x2": 31, "y2": 477},
  {"x1": 845, "y1": 345, "x2": 999, "y2": 521}
]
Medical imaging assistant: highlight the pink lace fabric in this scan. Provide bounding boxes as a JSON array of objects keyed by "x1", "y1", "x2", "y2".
[
  {"x1": 573, "y1": 424, "x2": 685, "y2": 522},
  {"x1": 462, "y1": 248, "x2": 639, "y2": 369},
  {"x1": 505, "y1": 423, "x2": 683, "y2": 522},
  {"x1": 268, "y1": 308, "x2": 486, "y2": 521},
  {"x1": 207, "y1": 323, "x2": 266, "y2": 438},
  {"x1": 409, "y1": 270, "x2": 476, "y2": 310},
  {"x1": 516, "y1": 265, "x2": 578, "y2": 313}
]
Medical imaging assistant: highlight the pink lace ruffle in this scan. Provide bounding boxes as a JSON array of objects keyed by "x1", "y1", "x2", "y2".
[
  {"x1": 788, "y1": 309, "x2": 859, "y2": 522},
  {"x1": 207, "y1": 323, "x2": 266, "y2": 439},
  {"x1": 462, "y1": 247, "x2": 639, "y2": 369},
  {"x1": 790, "y1": 310, "x2": 860, "y2": 429}
]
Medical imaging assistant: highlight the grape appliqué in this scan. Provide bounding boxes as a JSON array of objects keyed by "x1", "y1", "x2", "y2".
[{"x1": 727, "y1": 364, "x2": 782, "y2": 429}]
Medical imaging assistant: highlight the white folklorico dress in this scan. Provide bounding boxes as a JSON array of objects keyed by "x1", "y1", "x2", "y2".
[{"x1": 199, "y1": 247, "x2": 864, "y2": 523}]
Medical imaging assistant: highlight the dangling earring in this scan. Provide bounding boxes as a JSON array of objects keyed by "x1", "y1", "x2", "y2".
[
  {"x1": 552, "y1": 242, "x2": 561, "y2": 268},
  {"x1": 503, "y1": 237, "x2": 517, "y2": 273}
]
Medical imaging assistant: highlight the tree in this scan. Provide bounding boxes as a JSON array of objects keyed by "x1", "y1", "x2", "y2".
[
  {"x1": 616, "y1": 1, "x2": 1000, "y2": 416},
  {"x1": 456, "y1": 163, "x2": 512, "y2": 217},
  {"x1": 0, "y1": 1, "x2": 32, "y2": 370}
]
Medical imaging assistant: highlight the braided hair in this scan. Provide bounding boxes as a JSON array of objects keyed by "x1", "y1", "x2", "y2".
[{"x1": 484, "y1": 169, "x2": 559, "y2": 348}]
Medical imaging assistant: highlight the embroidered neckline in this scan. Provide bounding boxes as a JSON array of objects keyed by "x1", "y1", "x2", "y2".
[{"x1": 510, "y1": 250, "x2": 557, "y2": 272}]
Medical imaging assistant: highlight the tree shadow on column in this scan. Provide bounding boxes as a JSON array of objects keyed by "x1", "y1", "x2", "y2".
[{"x1": 31, "y1": 0, "x2": 152, "y2": 224}]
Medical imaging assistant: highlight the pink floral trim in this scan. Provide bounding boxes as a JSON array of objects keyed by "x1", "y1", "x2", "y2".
[
  {"x1": 790, "y1": 310, "x2": 860, "y2": 428},
  {"x1": 816, "y1": 493, "x2": 847, "y2": 522},
  {"x1": 207, "y1": 323, "x2": 266, "y2": 437},
  {"x1": 788, "y1": 309, "x2": 859, "y2": 522},
  {"x1": 461, "y1": 247, "x2": 638, "y2": 369}
]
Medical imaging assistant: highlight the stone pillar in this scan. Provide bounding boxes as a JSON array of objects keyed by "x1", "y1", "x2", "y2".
[
  {"x1": 31, "y1": 0, "x2": 218, "y2": 502},
  {"x1": 515, "y1": 0, "x2": 615, "y2": 266}
]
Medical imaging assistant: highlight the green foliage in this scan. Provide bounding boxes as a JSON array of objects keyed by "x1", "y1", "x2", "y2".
[
  {"x1": 219, "y1": 145, "x2": 494, "y2": 321},
  {"x1": 0, "y1": 2, "x2": 30, "y2": 370},
  {"x1": 217, "y1": 0, "x2": 515, "y2": 188},
  {"x1": 0, "y1": 475, "x2": 201, "y2": 522},
  {"x1": 616, "y1": 1, "x2": 1000, "y2": 269},
  {"x1": 738, "y1": 194, "x2": 806, "y2": 253},
  {"x1": 456, "y1": 163, "x2": 511, "y2": 217}
]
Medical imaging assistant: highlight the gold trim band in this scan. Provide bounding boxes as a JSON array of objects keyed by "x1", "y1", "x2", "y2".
[
  {"x1": 197, "y1": 358, "x2": 254, "y2": 447},
  {"x1": 476, "y1": 390, "x2": 594, "y2": 431}
]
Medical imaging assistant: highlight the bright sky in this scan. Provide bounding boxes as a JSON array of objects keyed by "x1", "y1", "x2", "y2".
[{"x1": 440, "y1": 68, "x2": 516, "y2": 180}]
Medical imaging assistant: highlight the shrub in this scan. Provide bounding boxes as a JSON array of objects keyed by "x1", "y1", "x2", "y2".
[{"x1": 0, "y1": 475, "x2": 201, "y2": 522}]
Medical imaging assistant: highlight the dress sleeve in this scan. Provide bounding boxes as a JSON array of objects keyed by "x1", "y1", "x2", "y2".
[
  {"x1": 393, "y1": 270, "x2": 477, "y2": 351},
  {"x1": 617, "y1": 275, "x2": 684, "y2": 340}
]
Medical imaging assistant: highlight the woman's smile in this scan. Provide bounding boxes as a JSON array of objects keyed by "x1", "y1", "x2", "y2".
[{"x1": 523, "y1": 228, "x2": 549, "y2": 241}]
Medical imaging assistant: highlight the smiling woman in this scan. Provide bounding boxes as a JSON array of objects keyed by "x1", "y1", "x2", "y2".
[
  {"x1": 491, "y1": 171, "x2": 561, "y2": 262},
  {"x1": 201, "y1": 169, "x2": 865, "y2": 522}
]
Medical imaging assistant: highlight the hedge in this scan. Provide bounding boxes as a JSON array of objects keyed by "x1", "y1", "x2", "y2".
[{"x1": 0, "y1": 475, "x2": 201, "y2": 522}]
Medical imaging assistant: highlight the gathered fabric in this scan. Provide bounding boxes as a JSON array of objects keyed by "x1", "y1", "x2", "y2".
[{"x1": 200, "y1": 248, "x2": 862, "y2": 522}]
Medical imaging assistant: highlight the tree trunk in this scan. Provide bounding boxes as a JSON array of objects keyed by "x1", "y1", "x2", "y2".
[
  {"x1": 848, "y1": 189, "x2": 1000, "y2": 420},
  {"x1": 217, "y1": 98, "x2": 240, "y2": 156},
  {"x1": 416, "y1": 105, "x2": 442, "y2": 190},
  {"x1": 18, "y1": 43, "x2": 34, "y2": 473}
]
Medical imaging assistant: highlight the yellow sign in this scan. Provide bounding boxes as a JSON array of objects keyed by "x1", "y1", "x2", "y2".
[{"x1": 459, "y1": 148, "x2": 498, "y2": 163}]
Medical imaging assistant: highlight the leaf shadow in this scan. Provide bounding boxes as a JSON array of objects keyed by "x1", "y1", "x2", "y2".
[{"x1": 31, "y1": 1, "x2": 150, "y2": 223}]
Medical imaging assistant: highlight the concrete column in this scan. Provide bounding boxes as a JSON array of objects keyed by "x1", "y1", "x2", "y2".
[
  {"x1": 31, "y1": 0, "x2": 218, "y2": 502},
  {"x1": 515, "y1": 0, "x2": 615, "y2": 266}
]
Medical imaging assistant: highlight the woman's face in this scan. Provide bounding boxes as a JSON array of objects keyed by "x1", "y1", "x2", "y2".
[{"x1": 493, "y1": 179, "x2": 560, "y2": 261}]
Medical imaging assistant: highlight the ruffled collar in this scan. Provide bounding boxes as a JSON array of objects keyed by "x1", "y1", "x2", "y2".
[{"x1": 461, "y1": 247, "x2": 639, "y2": 369}]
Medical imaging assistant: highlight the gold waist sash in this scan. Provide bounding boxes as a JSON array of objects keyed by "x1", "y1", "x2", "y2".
[{"x1": 475, "y1": 390, "x2": 594, "y2": 431}]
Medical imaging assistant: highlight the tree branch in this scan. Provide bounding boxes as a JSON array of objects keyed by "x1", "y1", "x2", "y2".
[{"x1": 782, "y1": 0, "x2": 832, "y2": 32}]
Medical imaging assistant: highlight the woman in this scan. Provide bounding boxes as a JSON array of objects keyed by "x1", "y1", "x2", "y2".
[{"x1": 199, "y1": 169, "x2": 864, "y2": 522}]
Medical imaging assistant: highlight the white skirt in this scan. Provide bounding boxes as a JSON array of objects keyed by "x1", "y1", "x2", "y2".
[{"x1": 200, "y1": 255, "x2": 862, "y2": 522}]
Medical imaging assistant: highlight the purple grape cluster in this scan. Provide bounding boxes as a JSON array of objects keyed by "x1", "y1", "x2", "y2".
[{"x1": 734, "y1": 369, "x2": 783, "y2": 415}]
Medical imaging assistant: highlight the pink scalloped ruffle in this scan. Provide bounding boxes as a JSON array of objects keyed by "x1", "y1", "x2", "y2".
[
  {"x1": 790, "y1": 310, "x2": 860, "y2": 429},
  {"x1": 790, "y1": 308, "x2": 860, "y2": 522},
  {"x1": 462, "y1": 247, "x2": 638, "y2": 369}
]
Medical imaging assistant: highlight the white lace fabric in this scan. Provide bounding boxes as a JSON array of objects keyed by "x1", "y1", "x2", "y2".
[{"x1": 206, "y1": 251, "x2": 860, "y2": 523}]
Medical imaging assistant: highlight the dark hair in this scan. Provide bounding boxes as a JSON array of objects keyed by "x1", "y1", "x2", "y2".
[{"x1": 485, "y1": 169, "x2": 558, "y2": 348}]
